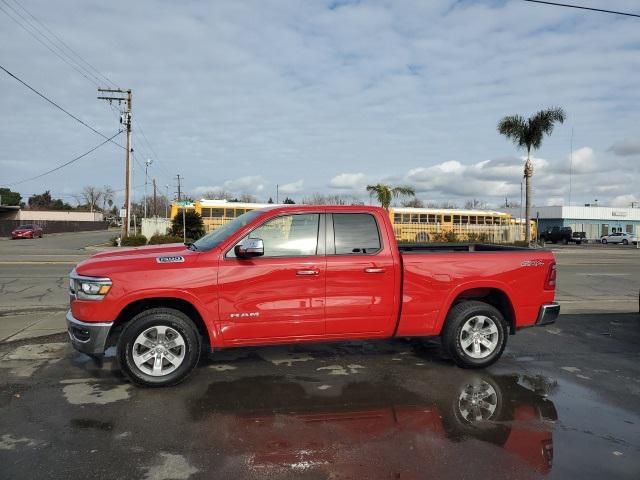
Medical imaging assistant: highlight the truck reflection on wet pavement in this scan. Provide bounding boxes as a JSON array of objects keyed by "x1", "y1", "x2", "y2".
[{"x1": 0, "y1": 338, "x2": 563, "y2": 479}]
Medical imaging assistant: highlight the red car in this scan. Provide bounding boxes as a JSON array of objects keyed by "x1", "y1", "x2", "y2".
[
  {"x1": 10, "y1": 224, "x2": 43, "y2": 239},
  {"x1": 66, "y1": 205, "x2": 558, "y2": 386}
]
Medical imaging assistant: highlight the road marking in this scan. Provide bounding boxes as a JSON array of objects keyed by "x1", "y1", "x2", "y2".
[
  {"x1": 575, "y1": 273, "x2": 632, "y2": 276},
  {"x1": 0, "y1": 261, "x2": 78, "y2": 265}
]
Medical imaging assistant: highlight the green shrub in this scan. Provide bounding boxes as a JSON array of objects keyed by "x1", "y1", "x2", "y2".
[
  {"x1": 171, "y1": 211, "x2": 205, "y2": 240},
  {"x1": 148, "y1": 234, "x2": 184, "y2": 245},
  {"x1": 444, "y1": 231, "x2": 459, "y2": 243},
  {"x1": 121, "y1": 234, "x2": 147, "y2": 247}
]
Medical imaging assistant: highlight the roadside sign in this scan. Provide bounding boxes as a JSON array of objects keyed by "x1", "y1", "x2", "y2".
[{"x1": 119, "y1": 208, "x2": 126, "y2": 218}]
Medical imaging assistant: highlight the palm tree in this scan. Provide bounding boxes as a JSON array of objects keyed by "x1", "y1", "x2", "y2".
[
  {"x1": 497, "y1": 107, "x2": 566, "y2": 242},
  {"x1": 366, "y1": 184, "x2": 415, "y2": 210}
]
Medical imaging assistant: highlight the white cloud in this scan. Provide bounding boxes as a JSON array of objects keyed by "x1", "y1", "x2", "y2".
[
  {"x1": 278, "y1": 179, "x2": 304, "y2": 194},
  {"x1": 610, "y1": 194, "x2": 639, "y2": 208},
  {"x1": 0, "y1": 0, "x2": 638, "y2": 209},
  {"x1": 222, "y1": 176, "x2": 267, "y2": 193},
  {"x1": 329, "y1": 173, "x2": 367, "y2": 190}
]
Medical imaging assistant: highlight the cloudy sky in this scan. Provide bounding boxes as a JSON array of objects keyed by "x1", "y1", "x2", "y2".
[{"x1": 1, "y1": 0, "x2": 639, "y2": 208}]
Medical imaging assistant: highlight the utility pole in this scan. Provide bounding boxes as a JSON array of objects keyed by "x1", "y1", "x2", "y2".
[
  {"x1": 98, "y1": 88, "x2": 132, "y2": 237},
  {"x1": 153, "y1": 178, "x2": 157, "y2": 217},
  {"x1": 175, "y1": 174, "x2": 183, "y2": 202},
  {"x1": 165, "y1": 184, "x2": 170, "y2": 219},
  {"x1": 276, "y1": 184, "x2": 279, "y2": 204},
  {"x1": 144, "y1": 158, "x2": 152, "y2": 219}
]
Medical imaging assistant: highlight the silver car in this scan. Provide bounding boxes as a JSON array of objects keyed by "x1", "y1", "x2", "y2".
[{"x1": 600, "y1": 232, "x2": 638, "y2": 245}]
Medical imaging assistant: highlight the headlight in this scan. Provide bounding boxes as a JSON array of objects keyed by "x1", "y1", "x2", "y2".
[{"x1": 70, "y1": 270, "x2": 112, "y2": 301}]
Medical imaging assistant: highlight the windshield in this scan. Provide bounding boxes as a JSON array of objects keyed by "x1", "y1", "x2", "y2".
[
  {"x1": 18, "y1": 225, "x2": 33, "y2": 229},
  {"x1": 193, "y1": 210, "x2": 264, "y2": 252}
]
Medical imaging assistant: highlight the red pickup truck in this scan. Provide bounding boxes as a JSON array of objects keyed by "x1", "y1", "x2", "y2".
[{"x1": 67, "y1": 205, "x2": 559, "y2": 386}]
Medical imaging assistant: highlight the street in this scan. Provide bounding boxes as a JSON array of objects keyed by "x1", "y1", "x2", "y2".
[{"x1": 1, "y1": 233, "x2": 639, "y2": 479}]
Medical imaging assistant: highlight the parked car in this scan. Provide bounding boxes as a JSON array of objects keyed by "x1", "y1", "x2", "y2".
[
  {"x1": 66, "y1": 205, "x2": 559, "y2": 386},
  {"x1": 600, "y1": 232, "x2": 638, "y2": 245},
  {"x1": 539, "y1": 226, "x2": 585, "y2": 245},
  {"x1": 10, "y1": 224, "x2": 43, "y2": 239}
]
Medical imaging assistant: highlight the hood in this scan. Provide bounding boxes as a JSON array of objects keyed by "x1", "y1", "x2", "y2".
[{"x1": 75, "y1": 243, "x2": 197, "y2": 277}]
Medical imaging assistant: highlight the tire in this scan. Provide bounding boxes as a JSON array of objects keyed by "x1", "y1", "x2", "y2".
[
  {"x1": 601, "y1": 239, "x2": 607, "y2": 244},
  {"x1": 441, "y1": 374, "x2": 510, "y2": 444},
  {"x1": 622, "y1": 239, "x2": 628, "y2": 245},
  {"x1": 117, "y1": 308, "x2": 202, "y2": 387},
  {"x1": 442, "y1": 301, "x2": 508, "y2": 369},
  {"x1": 562, "y1": 238, "x2": 568, "y2": 245}
]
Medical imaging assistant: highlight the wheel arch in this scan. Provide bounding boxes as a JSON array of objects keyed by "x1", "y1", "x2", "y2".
[
  {"x1": 109, "y1": 297, "x2": 213, "y2": 349},
  {"x1": 439, "y1": 286, "x2": 516, "y2": 335}
]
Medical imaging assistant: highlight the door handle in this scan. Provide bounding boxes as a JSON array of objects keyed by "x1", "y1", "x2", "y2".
[
  {"x1": 364, "y1": 267, "x2": 385, "y2": 274},
  {"x1": 297, "y1": 269, "x2": 320, "y2": 276}
]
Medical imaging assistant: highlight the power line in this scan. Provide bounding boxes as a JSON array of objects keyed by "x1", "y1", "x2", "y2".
[
  {"x1": 0, "y1": 64, "x2": 125, "y2": 149},
  {"x1": 1, "y1": 131, "x2": 122, "y2": 187},
  {"x1": 5, "y1": 0, "x2": 118, "y2": 88},
  {"x1": 0, "y1": 1, "x2": 102, "y2": 86},
  {"x1": 521, "y1": 0, "x2": 640, "y2": 18}
]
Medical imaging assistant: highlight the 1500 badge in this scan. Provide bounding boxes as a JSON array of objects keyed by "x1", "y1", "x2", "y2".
[{"x1": 156, "y1": 256, "x2": 185, "y2": 264}]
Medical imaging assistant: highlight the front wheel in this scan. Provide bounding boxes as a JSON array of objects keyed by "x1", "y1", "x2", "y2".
[
  {"x1": 442, "y1": 301, "x2": 508, "y2": 369},
  {"x1": 117, "y1": 308, "x2": 202, "y2": 387},
  {"x1": 601, "y1": 239, "x2": 607, "y2": 244},
  {"x1": 622, "y1": 239, "x2": 629, "y2": 245}
]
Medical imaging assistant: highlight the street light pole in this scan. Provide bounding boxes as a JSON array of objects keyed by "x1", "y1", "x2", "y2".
[
  {"x1": 144, "y1": 158, "x2": 153, "y2": 219},
  {"x1": 165, "y1": 184, "x2": 170, "y2": 219}
]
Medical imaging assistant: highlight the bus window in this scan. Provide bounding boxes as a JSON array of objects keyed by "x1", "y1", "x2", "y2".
[
  {"x1": 461, "y1": 216, "x2": 469, "y2": 225},
  {"x1": 212, "y1": 208, "x2": 225, "y2": 218},
  {"x1": 419, "y1": 214, "x2": 428, "y2": 223},
  {"x1": 201, "y1": 208, "x2": 211, "y2": 218},
  {"x1": 227, "y1": 209, "x2": 238, "y2": 218},
  {"x1": 443, "y1": 215, "x2": 452, "y2": 223},
  {"x1": 453, "y1": 215, "x2": 461, "y2": 225},
  {"x1": 428, "y1": 214, "x2": 436, "y2": 223},
  {"x1": 402, "y1": 214, "x2": 411, "y2": 223},
  {"x1": 486, "y1": 217, "x2": 493, "y2": 225},
  {"x1": 411, "y1": 214, "x2": 419, "y2": 223},
  {"x1": 394, "y1": 213, "x2": 402, "y2": 223}
]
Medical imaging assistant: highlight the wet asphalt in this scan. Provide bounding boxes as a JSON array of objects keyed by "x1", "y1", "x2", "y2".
[{"x1": 1, "y1": 311, "x2": 639, "y2": 480}]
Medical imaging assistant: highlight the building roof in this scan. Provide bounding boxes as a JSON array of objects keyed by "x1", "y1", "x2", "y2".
[{"x1": 501, "y1": 205, "x2": 640, "y2": 221}]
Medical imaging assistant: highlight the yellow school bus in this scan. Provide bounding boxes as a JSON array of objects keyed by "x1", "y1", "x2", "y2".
[
  {"x1": 170, "y1": 200, "x2": 273, "y2": 232},
  {"x1": 171, "y1": 201, "x2": 536, "y2": 242},
  {"x1": 389, "y1": 207, "x2": 535, "y2": 243}
]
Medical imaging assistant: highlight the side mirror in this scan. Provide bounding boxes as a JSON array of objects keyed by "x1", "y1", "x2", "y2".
[{"x1": 234, "y1": 238, "x2": 264, "y2": 258}]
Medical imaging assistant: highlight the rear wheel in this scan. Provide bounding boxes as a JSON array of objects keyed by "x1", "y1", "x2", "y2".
[
  {"x1": 622, "y1": 239, "x2": 629, "y2": 245},
  {"x1": 601, "y1": 239, "x2": 607, "y2": 244},
  {"x1": 442, "y1": 301, "x2": 508, "y2": 369},
  {"x1": 117, "y1": 308, "x2": 201, "y2": 387},
  {"x1": 562, "y1": 238, "x2": 568, "y2": 245}
]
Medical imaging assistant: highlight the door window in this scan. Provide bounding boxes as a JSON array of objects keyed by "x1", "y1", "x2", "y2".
[
  {"x1": 229, "y1": 214, "x2": 320, "y2": 257},
  {"x1": 332, "y1": 213, "x2": 381, "y2": 255}
]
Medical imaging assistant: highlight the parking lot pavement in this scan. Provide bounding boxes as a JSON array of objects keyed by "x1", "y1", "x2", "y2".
[
  {"x1": 1, "y1": 311, "x2": 639, "y2": 479},
  {"x1": 1, "y1": 238, "x2": 640, "y2": 478},
  {"x1": 552, "y1": 246, "x2": 640, "y2": 314},
  {"x1": 0, "y1": 230, "x2": 113, "y2": 342}
]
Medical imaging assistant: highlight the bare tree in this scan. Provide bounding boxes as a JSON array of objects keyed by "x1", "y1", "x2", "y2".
[
  {"x1": 238, "y1": 193, "x2": 259, "y2": 203},
  {"x1": 401, "y1": 198, "x2": 425, "y2": 208},
  {"x1": 302, "y1": 193, "x2": 359, "y2": 205},
  {"x1": 198, "y1": 189, "x2": 235, "y2": 201},
  {"x1": 81, "y1": 186, "x2": 103, "y2": 213},
  {"x1": 464, "y1": 198, "x2": 489, "y2": 209}
]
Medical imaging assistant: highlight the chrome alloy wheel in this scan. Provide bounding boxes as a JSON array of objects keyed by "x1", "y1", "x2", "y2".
[
  {"x1": 132, "y1": 326, "x2": 186, "y2": 376},
  {"x1": 459, "y1": 315, "x2": 499, "y2": 359},
  {"x1": 458, "y1": 381, "x2": 499, "y2": 422}
]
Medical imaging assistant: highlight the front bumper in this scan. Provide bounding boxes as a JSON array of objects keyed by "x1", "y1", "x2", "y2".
[
  {"x1": 66, "y1": 311, "x2": 113, "y2": 355},
  {"x1": 536, "y1": 303, "x2": 560, "y2": 326}
]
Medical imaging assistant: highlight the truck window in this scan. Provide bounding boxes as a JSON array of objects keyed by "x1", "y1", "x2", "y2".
[
  {"x1": 333, "y1": 213, "x2": 381, "y2": 255},
  {"x1": 230, "y1": 214, "x2": 320, "y2": 257}
]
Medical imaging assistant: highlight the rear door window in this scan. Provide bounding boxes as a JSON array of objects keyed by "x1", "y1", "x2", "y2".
[{"x1": 332, "y1": 213, "x2": 381, "y2": 255}]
